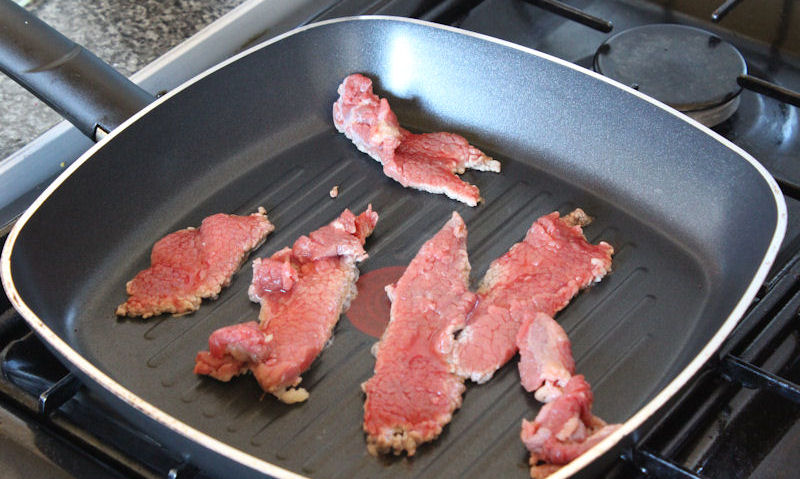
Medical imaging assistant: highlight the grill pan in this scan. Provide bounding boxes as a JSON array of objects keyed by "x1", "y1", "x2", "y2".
[{"x1": 0, "y1": 9, "x2": 786, "y2": 479}]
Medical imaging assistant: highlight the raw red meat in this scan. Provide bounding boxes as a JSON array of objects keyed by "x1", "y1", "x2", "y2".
[
  {"x1": 333, "y1": 73, "x2": 500, "y2": 206},
  {"x1": 116, "y1": 208, "x2": 274, "y2": 318},
  {"x1": 332, "y1": 73, "x2": 403, "y2": 164},
  {"x1": 249, "y1": 252, "x2": 298, "y2": 293},
  {"x1": 195, "y1": 207, "x2": 378, "y2": 404},
  {"x1": 291, "y1": 207, "x2": 376, "y2": 262},
  {"x1": 362, "y1": 212, "x2": 477, "y2": 456},
  {"x1": 521, "y1": 375, "x2": 621, "y2": 479},
  {"x1": 516, "y1": 312, "x2": 575, "y2": 403},
  {"x1": 452, "y1": 209, "x2": 613, "y2": 383},
  {"x1": 193, "y1": 321, "x2": 272, "y2": 381}
]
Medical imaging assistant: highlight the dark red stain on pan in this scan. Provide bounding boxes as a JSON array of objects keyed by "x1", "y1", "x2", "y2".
[{"x1": 346, "y1": 266, "x2": 406, "y2": 338}]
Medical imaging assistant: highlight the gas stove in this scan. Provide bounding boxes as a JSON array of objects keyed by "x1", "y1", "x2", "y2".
[{"x1": 2, "y1": 1, "x2": 800, "y2": 478}]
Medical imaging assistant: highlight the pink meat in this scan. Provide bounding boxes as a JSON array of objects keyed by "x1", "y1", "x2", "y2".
[
  {"x1": 291, "y1": 207, "x2": 376, "y2": 262},
  {"x1": 333, "y1": 74, "x2": 500, "y2": 206},
  {"x1": 196, "y1": 206, "x2": 378, "y2": 404},
  {"x1": 517, "y1": 312, "x2": 575, "y2": 403},
  {"x1": 194, "y1": 322, "x2": 272, "y2": 381},
  {"x1": 521, "y1": 375, "x2": 621, "y2": 478},
  {"x1": 116, "y1": 208, "x2": 274, "y2": 318},
  {"x1": 362, "y1": 212, "x2": 477, "y2": 456},
  {"x1": 249, "y1": 251, "x2": 298, "y2": 293},
  {"x1": 452, "y1": 209, "x2": 613, "y2": 383}
]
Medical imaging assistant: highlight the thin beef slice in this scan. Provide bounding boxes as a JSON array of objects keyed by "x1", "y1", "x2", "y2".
[
  {"x1": 195, "y1": 207, "x2": 378, "y2": 404},
  {"x1": 452, "y1": 209, "x2": 613, "y2": 383},
  {"x1": 362, "y1": 212, "x2": 477, "y2": 456},
  {"x1": 116, "y1": 208, "x2": 274, "y2": 318},
  {"x1": 333, "y1": 73, "x2": 500, "y2": 206},
  {"x1": 521, "y1": 375, "x2": 620, "y2": 479},
  {"x1": 516, "y1": 312, "x2": 575, "y2": 403}
]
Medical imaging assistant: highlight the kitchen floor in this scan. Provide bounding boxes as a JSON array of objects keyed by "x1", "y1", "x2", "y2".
[{"x1": 0, "y1": 0, "x2": 246, "y2": 160}]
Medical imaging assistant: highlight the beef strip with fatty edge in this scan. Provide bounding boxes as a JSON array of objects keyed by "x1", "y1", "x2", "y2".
[{"x1": 195, "y1": 206, "x2": 378, "y2": 404}]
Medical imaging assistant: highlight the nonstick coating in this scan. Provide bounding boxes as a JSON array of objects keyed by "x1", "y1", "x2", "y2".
[{"x1": 3, "y1": 17, "x2": 784, "y2": 479}]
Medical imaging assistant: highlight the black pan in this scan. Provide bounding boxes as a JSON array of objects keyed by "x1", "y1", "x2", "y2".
[{"x1": 0, "y1": 4, "x2": 786, "y2": 479}]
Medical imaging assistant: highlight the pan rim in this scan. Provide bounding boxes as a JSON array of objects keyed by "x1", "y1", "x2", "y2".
[{"x1": 1, "y1": 15, "x2": 788, "y2": 479}]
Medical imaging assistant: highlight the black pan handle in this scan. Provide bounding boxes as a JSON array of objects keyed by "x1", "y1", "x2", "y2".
[{"x1": 0, "y1": 0, "x2": 153, "y2": 141}]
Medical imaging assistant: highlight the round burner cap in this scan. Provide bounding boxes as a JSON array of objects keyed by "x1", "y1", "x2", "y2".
[{"x1": 594, "y1": 24, "x2": 746, "y2": 112}]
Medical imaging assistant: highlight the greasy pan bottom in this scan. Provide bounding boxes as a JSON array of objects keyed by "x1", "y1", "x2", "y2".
[{"x1": 3, "y1": 17, "x2": 784, "y2": 479}]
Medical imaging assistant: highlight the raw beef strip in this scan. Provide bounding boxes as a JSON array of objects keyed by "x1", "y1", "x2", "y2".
[
  {"x1": 333, "y1": 73, "x2": 500, "y2": 206},
  {"x1": 116, "y1": 208, "x2": 274, "y2": 318},
  {"x1": 521, "y1": 375, "x2": 621, "y2": 479},
  {"x1": 516, "y1": 312, "x2": 575, "y2": 403},
  {"x1": 332, "y1": 73, "x2": 403, "y2": 164},
  {"x1": 362, "y1": 212, "x2": 477, "y2": 456},
  {"x1": 195, "y1": 207, "x2": 378, "y2": 404},
  {"x1": 194, "y1": 321, "x2": 272, "y2": 381},
  {"x1": 452, "y1": 209, "x2": 613, "y2": 383}
]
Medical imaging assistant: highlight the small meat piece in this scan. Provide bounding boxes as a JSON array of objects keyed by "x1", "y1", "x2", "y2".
[
  {"x1": 521, "y1": 375, "x2": 621, "y2": 478},
  {"x1": 332, "y1": 73, "x2": 403, "y2": 163},
  {"x1": 116, "y1": 208, "x2": 274, "y2": 318},
  {"x1": 291, "y1": 207, "x2": 375, "y2": 262},
  {"x1": 194, "y1": 322, "x2": 272, "y2": 381},
  {"x1": 329, "y1": 185, "x2": 339, "y2": 198},
  {"x1": 250, "y1": 251, "x2": 298, "y2": 293},
  {"x1": 452, "y1": 209, "x2": 613, "y2": 383},
  {"x1": 362, "y1": 212, "x2": 477, "y2": 456},
  {"x1": 196, "y1": 207, "x2": 378, "y2": 404},
  {"x1": 516, "y1": 312, "x2": 575, "y2": 403},
  {"x1": 333, "y1": 74, "x2": 500, "y2": 206}
]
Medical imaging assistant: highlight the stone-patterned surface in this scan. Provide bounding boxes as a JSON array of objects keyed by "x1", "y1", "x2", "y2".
[{"x1": 0, "y1": 0, "x2": 245, "y2": 159}]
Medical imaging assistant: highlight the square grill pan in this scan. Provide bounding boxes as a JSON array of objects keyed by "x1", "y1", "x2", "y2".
[{"x1": 2, "y1": 17, "x2": 785, "y2": 479}]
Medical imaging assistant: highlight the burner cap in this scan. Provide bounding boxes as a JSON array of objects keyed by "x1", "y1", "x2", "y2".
[{"x1": 594, "y1": 24, "x2": 746, "y2": 114}]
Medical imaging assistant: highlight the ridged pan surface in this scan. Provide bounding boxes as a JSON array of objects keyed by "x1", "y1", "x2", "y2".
[{"x1": 1, "y1": 17, "x2": 785, "y2": 479}]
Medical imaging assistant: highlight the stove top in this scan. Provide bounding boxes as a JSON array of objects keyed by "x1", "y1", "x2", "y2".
[{"x1": 2, "y1": 1, "x2": 800, "y2": 478}]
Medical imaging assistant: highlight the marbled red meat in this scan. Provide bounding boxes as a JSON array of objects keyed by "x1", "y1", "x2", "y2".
[
  {"x1": 116, "y1": 208, "x2": 274, "y2": 318},
  {"x1": 452, "y1": 209, "x2": 613, "y2": 383},
  {"x1": 195, "y1": 207, "x2": 378, "y2": 404},
  {"x1": 516, "y1": 312, "x2": 575, "y2": 403},
  {"x1": 362, "y1": 212, "x2": 477, "y2": 456},
  {"x1": 521, "y1": 375, "x2": 621, "y2": 479},
  {"x1": 333, "y1": 73, "x2": 500, "y2": 206}
]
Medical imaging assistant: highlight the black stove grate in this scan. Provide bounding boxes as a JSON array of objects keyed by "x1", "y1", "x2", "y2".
[{"x1": 621, "y1": 254, "x2": 800, "y2": 479}]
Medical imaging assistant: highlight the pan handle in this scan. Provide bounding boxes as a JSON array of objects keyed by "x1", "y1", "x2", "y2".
[{"x1": 0, "y1": 0, "x2": 153, "y2": 141}]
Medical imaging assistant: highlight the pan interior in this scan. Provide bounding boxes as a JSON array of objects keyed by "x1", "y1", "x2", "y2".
[{"x1": 7, "y1": 18, "x2": 779, "y2": 479}]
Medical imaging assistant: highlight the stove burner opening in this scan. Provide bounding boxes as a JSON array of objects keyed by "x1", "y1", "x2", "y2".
[{"x1": 593, "y1": 24, "x2": 747, "y2": 127}]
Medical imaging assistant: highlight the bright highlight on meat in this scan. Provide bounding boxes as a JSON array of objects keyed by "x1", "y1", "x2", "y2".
[
  {"x1": 362, "y1": 212, "x2": 476, "y2": 456},
  {"x1": 195, "y1": 207, "x2": 378, "y2": 404},
  {"x1": 115, "y1": 208, "x2": 274, "y2": 318},
  {"x1": 333, "y1": 73, "x2": 500, "y2": 206}
]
